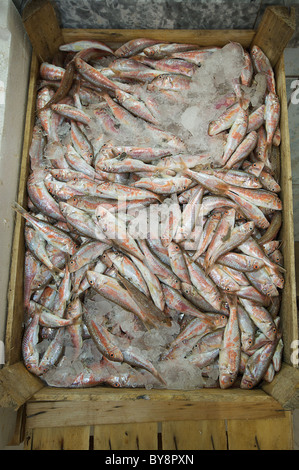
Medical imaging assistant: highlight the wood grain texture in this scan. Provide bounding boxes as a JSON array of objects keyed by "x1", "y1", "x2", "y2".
[
  {"x1": 161, "y1": 420, "x2": 227, "y2": 450},
  {"x1": 5, "y1": 54, "x2": 39, "y2": 366},
  {"x1": 226, "y1": 413, "x2": 293, "y2": 450},
  {"x1": 295, "y1": 241, "x2": 299, "y2": 296},
  {"x1": 24, "y1": 425, "x2": 91, "y2": 450},
  {"x1": 275, "y1": 54, "x2": 298, "y2": 365},
  {"x1": 0, "y1": 362, "x2": 44, "y2": 409},
  {"x1": 25, "y1": 389, "x2": 287, "y2": 429},
  {"x1": 251, "y1": 6, "x2": 296, "y2": 67},
  {"x1": 62, "y1": 28, "x2": 256, "y2": 49},
  {"x1": 94, "y1": 423, "x2": 158, "y2": 450},
  {"x1": 28, "y1": 385, "x2": 280, "y2": 404},
  {"x1": 262, "y1": 363, "x2": 299, "y2": 410},
  {"x1": 22, "y1": 0, "x2": 64, "y2": 62}
]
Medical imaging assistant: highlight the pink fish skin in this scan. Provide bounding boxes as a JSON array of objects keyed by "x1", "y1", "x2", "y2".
[
  {"x1": 264, "y1": 92, "x2": 280, "y2": 146},
  {"x1": 222, "y1": 107, "x2": 249, "y2": 164},
  {"x1": 219, "y1": 295, "x2": 241, "y2": 389},
  {"x1": 250, "y1": 45, "x2": 276, "y2": 94}
]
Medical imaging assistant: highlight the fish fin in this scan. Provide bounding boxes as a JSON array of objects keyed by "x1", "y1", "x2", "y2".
[{"x1": 12, "y1": 202, "x2": 28, "y2": 217}]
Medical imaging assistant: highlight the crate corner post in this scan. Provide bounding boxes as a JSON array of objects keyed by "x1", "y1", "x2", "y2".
[
  {"x1": 22, "y1": 0, "x2": 64, "y2": 62},
  {"x1": 0, "y1": 362, "x2": 45, "y2": 410},
  {"x1": 251, "y1": 5, "x2": 296, "y2": 67}
]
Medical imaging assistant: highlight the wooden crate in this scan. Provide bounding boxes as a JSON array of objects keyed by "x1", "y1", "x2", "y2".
[{"x1": 1, "y1": 1, "x2": 299, "y2": 450}]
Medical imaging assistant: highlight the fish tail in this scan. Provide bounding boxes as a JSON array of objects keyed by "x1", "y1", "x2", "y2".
[{"x1": 12, "y1": 202, "x2": 29, "y2": 218}]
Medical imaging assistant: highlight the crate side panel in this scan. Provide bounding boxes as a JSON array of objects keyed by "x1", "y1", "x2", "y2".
[
  {"x1": 226, "y1": 412, "x2": 293, "y2": 450},
  {"x1": 161, "y1": 420, "x2": 227, "y2": 450},
  {"x1": 5, "y1": 54, "x2": 40, "y2": 365},
  {"x1": 93, "y1": 422, "x2": 158, "y2": 450},
  {"x1": 62, "y1": 28, "x2": 256, "y2": 49},
  {"x1": 275, "y1": 54, "x2": 298, "y2": 362}
]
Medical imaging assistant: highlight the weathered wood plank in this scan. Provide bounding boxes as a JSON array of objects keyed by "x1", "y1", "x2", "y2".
[
  {"x1": 25, "y1": 392, "x2": 286, "y2": 429},
  {"x1": 251, "y1": 6, "x2": 296, "y2": 67},
  {"x1": 295, "y1": 241, "x2": 299, "y2": 296},
  {"x1": 274, "y1": 54, "x2": 298, "y2": 365},
  {"x1": 22, "y1": 0, "x2": 64, "y2": 62},
  {"x1": 93, "y1": 423, "x2": 158, "y2": 450},
  {"x1": 28, "y1": 386, "x2": 279, "y2": 404},
  {"x1": 5, "y1": 53, "x2": 40, "y2": 366},
  {"x1": 24, "y1": 425, "x2": 91, "y2": 450},
  {"x1": 0, "y1": 362, "x2": 44, "y2": 409},
  {"x1": 262, "y1": 363, "x2": 299, "y2": 410},
  {"x1": 62, "y1": 28, "x2": 256, "y2": 49},
  {"x1": 161, "y1": 420, "x2": 227, "y2": 450},
  {"x1": 226, "y1": 413, "x2": 293, "y2": 450},
  {"x1": 6, "y1": 405, "x2": 26, "y2": 446}
]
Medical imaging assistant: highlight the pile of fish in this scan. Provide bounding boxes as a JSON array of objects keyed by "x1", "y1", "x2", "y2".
[{"x1": 18, "y1": 37, "x2": 284, "y2": 390}]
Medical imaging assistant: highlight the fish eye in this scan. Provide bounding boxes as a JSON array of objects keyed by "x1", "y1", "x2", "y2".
[
  {"x1": 113, "y1": 381, "x2": 120, "y2": 388},
  {"x1": 109, "y1": 352, "x2": 114, "y2": 358},
  {"x1": 89, "y1": 279, "x2": 94, "y2": 285},
  {"x1": 253, "y1": 263, "x2": 259, "y2": 270},
  {"x1": 70, "y1": 260, "x2": 75, "y2": 265}
]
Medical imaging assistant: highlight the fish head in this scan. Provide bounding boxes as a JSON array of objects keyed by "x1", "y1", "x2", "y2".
[
  {"x1": 240, "y1": 374, "x2": 255, "y2": 389},
  {"x1": 105, "y1": 373, "x2": 131, "y2": 388},
  {"x1": 95, "y1": 204, "x2": 109, "y2": 221},
  {"x1": 107, "y1": 347, "x2": 124, "y2": 363},
  {"x1": 86, "y1": 270, "x2": 104, "y2": 288},
  {"x1": 219, "y1": 372, "x2": 237, "y2": 389},
  {"x1": 242, "y1": 335, "x2": 254, "y2": 353},
  {"x1": 100, "y1": 250, "x2": 114, "y2": 267},
  {"x1": 214, "y1": 314, "x2": 228, "y2": 328}
]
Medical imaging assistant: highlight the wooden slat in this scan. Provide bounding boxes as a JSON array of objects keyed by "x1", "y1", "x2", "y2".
[
  {"x1": 295, "y1": 241, "x2": 299, "y2": 296},
  {"x1": 226, "y1": 413, "x2": 293, "y2": 450},
  {"x1": 93, "y1": 423, "x2": 158, "y2": 450},
  {"x1": 22, "y1": 0, "x2": 64, "y2": 62},
  {"x1": 24, "y1": 425, "x2": 91, "y2": 450},
  {"x1": 251, "y1": 6, "x2": 296, "y2": 67},
  {"x1": 7, "y1": 405, "x2": 26, "y2": 446},
  {"x1": 161, "y1": 420, "x2": 227, "y2": 450},
  {"x1": 275, "y1": 54, "x2": 298, "y2": 365},
  {"x1": 62, "y1": 28, "x2": 256, "y2": 49},
  {"x1": 27, "y1": 385, "x2": 280, "y2": 404},
  {"x1": 5, "y1": 53, "x2": 40, "y2": 366},
  {"x1": 25, "y1": 388, "x2": 287, "y2": 429},
  {"x1": 0, "y1": 362, "x2": 44, "y2": 409}
]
